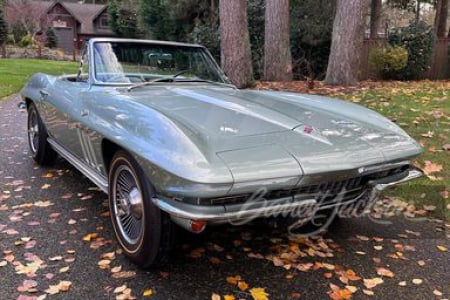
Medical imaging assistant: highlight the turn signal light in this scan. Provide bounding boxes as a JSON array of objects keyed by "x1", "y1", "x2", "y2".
[{"x1": 191, "y1": 220, "x2": 206, "y2": 233}]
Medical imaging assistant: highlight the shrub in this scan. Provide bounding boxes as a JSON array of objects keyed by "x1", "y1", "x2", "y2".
[
  {"x1": 11, "y1": 23, "x2": 27, "y2": 44},
  {"x1": 45, "y1": 27, "x2": 58, "y2": 49},
  {"x1": 388, "y1": 21, "x2": 436, "y2": 80},
  {"x1": 19, "y1": 34, "x2": 32, "y2": 48},
  {"x1": 6, "y1": 34, "x2": 15, "y2": 45},
  {"x1": 369, "y1": 46, "x2": 408, "y2": 79},
  {"x1": 0, "y1": 7, "x2": 7, "y2": 46},
  {"x1": 188, "y1": 22, "x2": 220, "y2": 61}
]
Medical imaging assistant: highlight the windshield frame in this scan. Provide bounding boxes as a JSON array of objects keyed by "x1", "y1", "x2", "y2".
[{"x1": 87, "y1": 38, "x2": 230, "y2": 87}]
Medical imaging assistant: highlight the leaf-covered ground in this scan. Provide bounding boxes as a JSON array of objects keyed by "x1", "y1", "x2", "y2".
[
  {"x1": 256, "y1": 80, "x2": 450, "y2": 219},
  {"x1": 0, "y1": 74, "x2": 448, "y2": 300}
]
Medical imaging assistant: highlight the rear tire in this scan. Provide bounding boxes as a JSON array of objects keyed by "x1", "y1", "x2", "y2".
[
  {"x1": 27, "y1": 102, "x2": 57, "y2": 165},
  {"x1": 108, "y1": 151, "x2": 173, "y2": 268}
]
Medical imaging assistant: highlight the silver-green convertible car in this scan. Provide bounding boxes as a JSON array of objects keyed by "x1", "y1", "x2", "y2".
[{"x1": 22, "y1": 38, "x2": 423, "y2": 267}]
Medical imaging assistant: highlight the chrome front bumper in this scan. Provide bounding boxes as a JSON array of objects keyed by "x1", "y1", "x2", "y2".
[{"x1": 152, "y1": 167, "x2": 424, "y2": 223}]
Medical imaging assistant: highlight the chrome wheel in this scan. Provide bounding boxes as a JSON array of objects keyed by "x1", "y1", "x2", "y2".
[
  {"x1": 28, "y1": 109, "x2": 39, "y2": 154},
  {"x1": 112, "y1": 164, "x2": 144, "y2": 245}
]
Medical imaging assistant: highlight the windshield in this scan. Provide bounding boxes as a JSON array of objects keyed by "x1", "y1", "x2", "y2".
[{"x1": 92, "y1": 41, "x2": 228, "y2": 84}]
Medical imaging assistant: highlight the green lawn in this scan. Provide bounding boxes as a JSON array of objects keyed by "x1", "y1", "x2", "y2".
[
  {"x1": 341, "y1": 82, "x2": 449, "y2": 218},
  {"x1": 258, "y1": 80, "x2": 449, "y2": 218},
  {"x1": 0, "y1": 59, "x2": 78, "y2": 99},
  {"x1": 0, "y1": 59, "x2": 448, "y2": 217}
]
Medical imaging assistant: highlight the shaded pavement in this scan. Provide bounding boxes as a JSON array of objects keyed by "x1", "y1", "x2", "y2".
[{"x1": 0, "y1": 95, "x2": 449, "y2": 300}]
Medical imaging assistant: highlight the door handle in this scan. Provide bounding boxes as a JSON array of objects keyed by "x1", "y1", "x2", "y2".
[{"x1": 39, "y1": 90, "x2": 49, "y2": 97}]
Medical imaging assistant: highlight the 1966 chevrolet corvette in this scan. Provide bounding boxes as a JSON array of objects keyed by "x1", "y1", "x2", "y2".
[{"x1": 22, "y1": 38, "x2": 423, "y2": 266}]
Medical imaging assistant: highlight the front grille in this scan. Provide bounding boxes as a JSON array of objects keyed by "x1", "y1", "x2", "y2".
[{"x1": 182, "y1": 165, "x2": 410, "y2": 206}]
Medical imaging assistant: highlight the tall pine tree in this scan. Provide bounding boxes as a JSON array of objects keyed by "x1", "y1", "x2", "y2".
[
  {"x1": 263, "y1": 0, "x2": 293, "y2": 81},
  {"x1": 325, "y1": 0, "x2": 369, "y2": 85},
  {"x1": 219, "y1": 0, "x2": 253, "y2": 87}
]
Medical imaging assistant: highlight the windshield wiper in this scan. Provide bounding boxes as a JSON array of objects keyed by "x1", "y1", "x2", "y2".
[
  {"x1": 127, "y1": 72, "x2": 236, "y2": 91},
  {"x1": 127, "y1": 70, "x2": 191, "y2": 91},
  {"x1": 177, "y1": 79, "x2": 237, "y2": 89}
]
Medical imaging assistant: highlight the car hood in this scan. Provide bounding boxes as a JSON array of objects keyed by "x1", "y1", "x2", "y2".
[{"x1": 121, "y1": 85, "x2": 422, "y2": 178}]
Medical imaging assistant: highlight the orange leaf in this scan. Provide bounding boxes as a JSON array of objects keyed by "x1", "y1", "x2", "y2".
[
  {"x1": 238, "y1": 281, "x2": 249, "y2": 291},
  {"x1": 250, "y1": 288, "x2": 269, "y2": 300},
  {"x1": 226, "y1": 275, "x2": 241, "y2": 285}
]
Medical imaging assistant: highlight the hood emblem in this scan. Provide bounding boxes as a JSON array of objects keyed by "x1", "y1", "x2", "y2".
[{"x1": 303, "y1": 125, "x2": 313, "y2": 134}]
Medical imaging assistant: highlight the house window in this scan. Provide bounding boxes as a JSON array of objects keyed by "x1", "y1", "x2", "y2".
[{"x1": 99, "y1": 15, "x2": 109, "y2": 29}]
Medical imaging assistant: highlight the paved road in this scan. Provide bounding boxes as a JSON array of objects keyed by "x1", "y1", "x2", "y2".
[{"x1": 0, "y1": 95, "x2": 449, "y2": 300}]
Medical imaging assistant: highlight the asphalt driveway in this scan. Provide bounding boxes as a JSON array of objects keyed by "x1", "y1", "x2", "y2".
[{"x1": 0, "y1": 95, "x2": 449, "y2": 300}]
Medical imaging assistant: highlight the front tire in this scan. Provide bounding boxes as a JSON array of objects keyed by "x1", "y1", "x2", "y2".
[
  {"x1": 108, "y1": 151, "x2": 172, "y2": 267},
  {"x1": 27, "y1": 102, "x2": 57, "y2": 165}
]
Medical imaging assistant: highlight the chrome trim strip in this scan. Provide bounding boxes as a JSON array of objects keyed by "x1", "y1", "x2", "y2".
[
  {"x1": 47, "y1": 138, "x2": 108, "y2": 193},
  {"x1": 373, "y1": 167, "x2": 423, "y2": 191},
  {"x1": 152, "y1": 168, "x2": 423, "y2": 222},
  {"x1": 152, "y1": 198, "x2": 317, "y2": 221},
  {"x1": 359, "y1": 160, "x2": 410, "y2": 174}
]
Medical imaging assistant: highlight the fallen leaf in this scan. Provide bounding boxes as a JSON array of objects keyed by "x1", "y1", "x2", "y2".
[
  {"x1": 362, "y1": 289, "x2": 374, "y2": 296},
  {"x1": 45, "y1": 281, "x2": 72, "y2": 295},
  {"x1": 436, "y1": 245, "x2": 447, "y2": 252},
  {"x1": 412, "y1": 279, "x2": 423, "y2": 285},
  {"x1": 111, "y1": 271, "x2": 136, "y2": 279},
  {"x1": 226, "y1": 275, "x2": 241, "y2": 285},
  {"x1": 211, "y1": 293, "x2": 221, "y2": 300},
  {"x1": 422, "y1": 161, "x2": 443, "y2": 177},
  {"x1": 398, "y1": 281, "x2": 407, "y2": 286},
  {"x1": 363, "y1": 278, "x2": 384, "y2": 289},
  {"x1": 250, "y1": 287, "x2": 269, "y2": 300},
  {"x1": 376, "y1": 267, "x2": 394, "y2": 278},
  {"x1": 297, "y1": 263, "x2": 313, "y2": 272},
  {"x1": 48, "y1": 256, "x2": 63, "y2": 261},
  {"x1": 143, "y1": 289, "x2": 153, "y2": 297},
  {"x1": 433, "y1": 289, "x2": 443, "y2": 296},
  {"x1": 59, "y1": 266, "x2": 70, "y2": 273},
  {"x1": 114, "y1": 285, "x2": 127, "y2": 294},
  {"x1": 356, "y1": 235, "x2": 370, "y2": 241},
  {"x1": 209, "y1": 257, "x2": 221, "y2": 264},
  {"x1": 34, "y1": 201, "x2": 54, "y2": 207},
  {"x1": 41, "y1": 184, "x2": 51, "y2": 190},
  {"x1": 328, "y1": 284, "x2": 352, "y2": 300},
  {"x1": 238, "y1": 281, "x2": 249, "y2": 291},
  {"x1": 423, "y1": 205, "x2": 436, "y2": 211},
  {"x1": 101, "y1": 251, "x2": 116, "y2": 260},
  {"x1": 420, "y1": 131, "x2": 434, "y2": 138},
  {"x1": 82, "y1": 233, "x2": 98, "y2": 242}
]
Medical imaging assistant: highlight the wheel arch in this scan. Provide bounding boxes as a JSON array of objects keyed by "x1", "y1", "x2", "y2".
[
  {"x1": 24, "y1": 98, "x2": 33, "y2": 109},
  {"x1": 101, "y1": 139, "x2": 123, "y2": 175}
]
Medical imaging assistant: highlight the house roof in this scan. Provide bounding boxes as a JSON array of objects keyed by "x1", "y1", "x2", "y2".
[
  {"x1": 57, "y1": 2, "x2": 107, "y2": 34},
  {"x1": 34, "y1": 0, "x2": 110, "y2": 34}
]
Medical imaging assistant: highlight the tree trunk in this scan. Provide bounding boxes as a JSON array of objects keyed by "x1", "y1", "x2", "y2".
[
  {"x1": 415, "y1": 0, "x2": 421, "y2": 23},
  {"x1": 263, "y1": 0, "x2": 293, "y2": 81},
  {"x1": 219, "y1": 0, "x2": 253, "y2": 88},
  {"x1": 325, "y1": 0, "x2": 369, "y2": 85},
  {"x1": 435, "y1": 0, "x2": 449, "y2": 38},
  {"x1": 369, "y1": 0, "x2": 382, "y2": 39}
]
